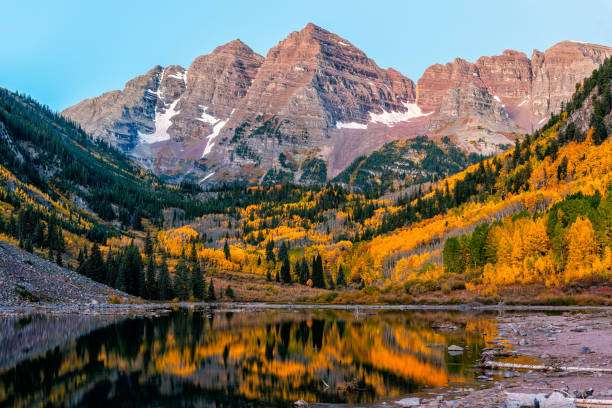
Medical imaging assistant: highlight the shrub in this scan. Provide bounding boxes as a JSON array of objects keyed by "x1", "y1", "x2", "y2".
[{"x1": 108, "y1": 295, "x2": 121, "y2": 304}]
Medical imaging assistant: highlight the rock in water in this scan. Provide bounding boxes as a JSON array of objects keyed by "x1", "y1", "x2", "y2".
[{"x1": 395, "y1": 397, "x2": 421, "y2": 407}]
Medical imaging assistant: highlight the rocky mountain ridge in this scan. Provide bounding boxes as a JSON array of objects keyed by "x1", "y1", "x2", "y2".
[{"x1": 62, "y1": 24, "x2": 612, "y2": 184}]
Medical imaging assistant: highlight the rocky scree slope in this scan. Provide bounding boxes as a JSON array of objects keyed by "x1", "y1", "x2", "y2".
[{"x1": 0, "y1": 241, "x2": 132, "y2": 305}]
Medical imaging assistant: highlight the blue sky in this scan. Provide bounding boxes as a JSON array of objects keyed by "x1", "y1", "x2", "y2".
[{"x1": 3, "y1": 0, "x2": 612, "y2": 111}]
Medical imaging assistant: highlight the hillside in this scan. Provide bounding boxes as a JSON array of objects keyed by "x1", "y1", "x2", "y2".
[
  {"x1": 334, "y1": 136, "x2": 485, "y2": 192},
  {"x1": 0, "y1": 240, "x2": 131, "y2": 305},
  {"x1": 62, "y1": 24, "x2": 612, "y2": 185},
  {"x1": 126, "y1": 54, "x2": 611, "y2": 304},
  {"x1": 0, "y1": 87, "x2": 211, "y2": 261}
]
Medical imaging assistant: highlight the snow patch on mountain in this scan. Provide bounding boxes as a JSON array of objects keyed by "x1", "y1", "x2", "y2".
[
  {"x1": 336, "y1": 121, "x2": 368, "y2": 130},
  {"x1": 139, "y1": 99, "x2": 180, "y2": 144},
  {"x1": 200, "y1": 172, "x2": 215, "y2": 183},
  {"x1": 168, "y1": 70, "x2": 187, "y2": 84},
  {"x1": 198, "y1": 106, "x2": 221, "y2": 125},
  {"x1": 368, "y1": 102, "x2": 431, "y2": 127},
  {"x1": 197, "y1": 106, "x2": 227, "y2": 158}
]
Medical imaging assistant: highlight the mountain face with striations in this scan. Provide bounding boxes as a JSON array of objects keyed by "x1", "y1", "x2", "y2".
[{"x1": 63, "y1": 24, "x2": 612, "y2": 185}]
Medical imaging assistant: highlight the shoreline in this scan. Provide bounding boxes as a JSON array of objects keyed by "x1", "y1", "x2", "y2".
[{"x1": 1, "y1": 301, "x2": 612, "y2": 316}]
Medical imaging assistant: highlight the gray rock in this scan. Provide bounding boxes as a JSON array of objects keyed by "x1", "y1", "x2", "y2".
[
  {"x1": 504, "y1": 392, "x2": 576, "y2": 408},
  {"x1": 395, "y1": 397, "x2": 421, "y2": 407}
]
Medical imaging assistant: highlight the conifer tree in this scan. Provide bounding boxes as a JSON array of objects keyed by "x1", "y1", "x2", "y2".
[
  {"x1": 173, "y1": 256, "x2": 191, "y2": 300},
  {"x1": 311, "y1": 254, "x2": 325, "y2": 288},
  {"x1": 265, "y1": 240, "x2": 275, "y2": 263},
  {"x1": 225, "y1": 285, "x2": 234, "y2": 299},
  {"x1": 105, "y1": 251, "x2": 118, "y2": 287},
  {"x1": 207, "y1": 278, "x2": 216, "y2": 301},
  {"x1": 77, "y1": 245, "x2": 88, "y2": 275},
  {"x1": 223, "y1": 238, "x2": 231, "y2": 260},
  {"x1": 88, "y1": 243, "x2": 106, "y2": 283},
  {"x1": 157, "y1": 258, "x2": 171, "y2": 300},
  {"x1": 191, "y1": 264, "x2": 205, "y2": 300},
  {"x1": 280, "y1": 258, "x2": 292, "y2": 284},
  {"x1": 145, "y1": 256, "x2": 157, "y2": 300},
  {"x1": 336, "y1": 265, "x2": 346, "y2": 287}
]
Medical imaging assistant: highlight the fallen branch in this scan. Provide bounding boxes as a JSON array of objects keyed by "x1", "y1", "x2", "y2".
[
  {"x1": 574, "y1": 399, "x2": 612, "y2": 407},
  {"x1": 480, "y1": 360, "x2": 612, "y2": 373}
]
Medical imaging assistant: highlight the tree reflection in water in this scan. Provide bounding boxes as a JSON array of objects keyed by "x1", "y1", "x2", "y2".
[{"x1": 0, "y1": 309, "x2": 497, "y2": 407}]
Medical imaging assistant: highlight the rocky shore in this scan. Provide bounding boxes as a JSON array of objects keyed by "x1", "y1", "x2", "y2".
[{"x1": 383, "y1": 310, "x2": 612, "y2": 408}]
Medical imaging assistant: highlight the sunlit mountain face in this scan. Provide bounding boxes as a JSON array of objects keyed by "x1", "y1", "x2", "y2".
[{"x1": 0, "y1": 308, "x2": 497, "y2": 407}]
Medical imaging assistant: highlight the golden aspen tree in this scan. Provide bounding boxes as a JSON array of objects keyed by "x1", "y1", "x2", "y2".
[
  {"x1": 565, "y1": 217, "x2": 599, "y2": 282},
  {"x1": 522, "y1": 217, "x2": 550, "y2": 256}
]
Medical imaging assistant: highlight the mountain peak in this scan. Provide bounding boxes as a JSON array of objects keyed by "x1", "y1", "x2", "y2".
[{"x1": 212, "y1": 39, "x2": 257, "y2": 56}]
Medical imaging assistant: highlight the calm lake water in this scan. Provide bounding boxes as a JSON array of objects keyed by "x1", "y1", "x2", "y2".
[{"x1": 0, "y1": 307, "x2": 498, "y2": 407}]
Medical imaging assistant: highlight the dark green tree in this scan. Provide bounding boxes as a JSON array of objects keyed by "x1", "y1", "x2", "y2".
[
  {"x1": 88, "y1": 243, "x2": 107, "y2": 283},
  {"x1": 207, "y1": 278, "x2": 216, "y2": 301},
  {"x1": 145, "y1": 256, "x2": 157, "y2": 300},
  {"x1": 336, "y1": 265, "x2": 346, "y2": 287},
  {"x1": 157, "y1": 258, "x2": 171, "y2": 300},
  {"x1": 191, "y1": 264, "x2": 206, "y2": 300},
  {"x1": 280, "y1": 258, "x2": 292, "y2": 284},
  {"x1": 265, "y1": 240, "x2": 275, "y2": 263},
  {"x1": 173, "y1": 256, "x2": 191, "y2": 300},
  {"x1": 223, "y1": 238, "x2": 231, "y2": 260},
  {"x1": 311, "y1": 254, "x2": 325, "y2": 288}
]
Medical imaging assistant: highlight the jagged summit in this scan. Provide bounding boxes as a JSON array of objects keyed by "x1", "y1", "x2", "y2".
[{"x1": 62, "y1": 25, "x2": 612, "y2": 185}]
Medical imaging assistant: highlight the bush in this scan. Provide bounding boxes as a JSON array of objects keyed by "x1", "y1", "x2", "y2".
[{"x1": 108, "y1": 295, "x2": 121, "y2": 304}]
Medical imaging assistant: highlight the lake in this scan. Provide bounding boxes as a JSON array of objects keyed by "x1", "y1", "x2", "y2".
[{"x1": 0, "y1": 307, "x2": 499, "y2": 407}]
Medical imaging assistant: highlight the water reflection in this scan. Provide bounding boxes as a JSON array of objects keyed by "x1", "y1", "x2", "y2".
[{"x1": 0, "y1": 309, "x2": 497, "y2": 407}]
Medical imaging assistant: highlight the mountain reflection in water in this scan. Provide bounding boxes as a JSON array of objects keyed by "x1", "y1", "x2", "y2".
[{"x1": 0, "y1": 308, "x2": 497, "y2": 407}]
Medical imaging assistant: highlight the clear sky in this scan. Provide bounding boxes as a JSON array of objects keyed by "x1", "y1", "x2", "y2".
[{"x1": 3, "y1": 0, "x2": 612, "y2": 111}]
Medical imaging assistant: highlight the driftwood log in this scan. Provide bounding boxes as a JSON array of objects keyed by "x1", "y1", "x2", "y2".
[{"x1": 481, "y1": 360, "x2": 612, "y2": 373}]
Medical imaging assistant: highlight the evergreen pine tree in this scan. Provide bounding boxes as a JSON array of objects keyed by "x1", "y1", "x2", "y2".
[
  {"x1": 191, "y1": 264, "x2": 205, "y2": 300},
  {"x1": 34, "y1": 222, "x2": 45, "y2": 247},
  {"x1": 145, "y1": 256, "x2": 157, "y2": 300},
  {"x1": 336, "y1": 265, "x2": 346, "y2": 287},
  {"x1": 144, "y1": 231, "x2": 154, "y2": 258},
  {"x1": 77, "y1": 245, "x2": 89, "y2": 275},
  {"x1": 300, "y1": 258, "x2": 310, "y2": 285},
  {"x1": 311, "y1": 254, "x2": 325, "y2": 288},
  {"x1": 207, "y1": 278, "x2": 216, "y2": 301},
  {"x1": 223, "y1": 238, "x2": 231, "y2": 260},
  {"x1": 157, "y1": 258, "x2": 171, "y2": 300},
  {"x1": 173, "y1": 256, "x2": 191, "y2": 300},
  {"x1": 88, "y1": 243, "x2": 107, "y2": 283},
  {"x1": 278, "y1": 242, "x2": 289, "y2": 263},
  {"x1": 105, "y1": 251, "x2": 118, "y2": 287},
  {"x1": 281, "y1": 258, "x2": 292, "y2": 284},
  {"x1": 265, "y1": 240, "x2": 275, "y2": 263},
  {"x1": 119, "y1": 244, "x2": 143, "y2": 296},
  {"x1": 225, "y1": 285, "x2": 234, "y2": 299}
]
